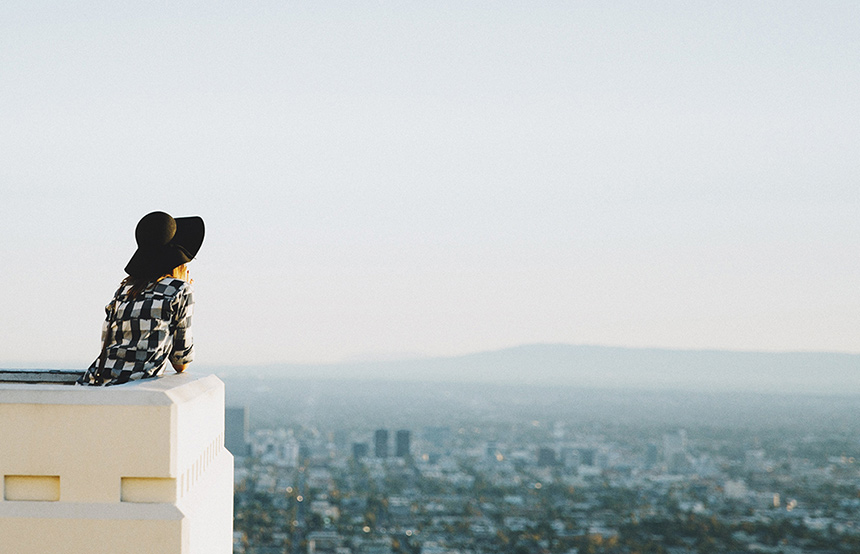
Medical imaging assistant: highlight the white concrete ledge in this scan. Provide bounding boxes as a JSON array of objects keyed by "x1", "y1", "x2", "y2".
[
  {"x1": 0, "y1": 500, "x2": 185, "y2": 520},
  {"x1": 0, "y1": 371, "x2": 223, "y2": 406},
  {"x1": 0, "y1": 372, "x2": 233, "y2": 554}
]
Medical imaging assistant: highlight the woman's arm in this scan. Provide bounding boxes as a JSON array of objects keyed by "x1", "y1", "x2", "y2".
[{"x1": 168, "y1": 282, "x2": 194, "y2": 372}]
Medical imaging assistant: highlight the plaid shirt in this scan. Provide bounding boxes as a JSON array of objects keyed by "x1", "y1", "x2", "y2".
[{"x1": 79, "y1": 277, "x2": 194, "y2": 386}]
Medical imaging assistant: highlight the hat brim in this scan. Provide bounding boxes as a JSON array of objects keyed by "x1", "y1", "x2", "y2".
[
  {"x1": 124, "y1": 215, "x2": 205, "y2": 277},
  {"x1": 172, "y1": 216, "x2": 205, "y2": 260}
]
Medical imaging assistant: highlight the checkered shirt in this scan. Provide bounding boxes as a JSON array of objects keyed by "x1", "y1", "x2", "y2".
[{"x1": 79, "y1": 277, "x2": 194, "y2": 386}]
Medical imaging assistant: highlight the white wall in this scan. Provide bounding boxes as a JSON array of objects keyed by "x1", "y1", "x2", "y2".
[{"x1": 0, "y1": 373, "x2": 233, "y2": 554}]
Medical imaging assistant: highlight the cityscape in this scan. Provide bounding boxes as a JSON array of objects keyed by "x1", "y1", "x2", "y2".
[
  {"x1": 3, "y1": 1, "x2": 859, "y2": 553},
  {"x1": 225, "y1": 379, "x2": 860, "y2": 554}
]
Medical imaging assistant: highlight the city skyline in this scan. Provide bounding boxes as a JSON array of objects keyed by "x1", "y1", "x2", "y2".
[
  {"x1": 229, "y1": 383, "x2": 860, "y2": 554},
  {"x1": 2, "y1": 2, "x2": 859, "y2": 368}
]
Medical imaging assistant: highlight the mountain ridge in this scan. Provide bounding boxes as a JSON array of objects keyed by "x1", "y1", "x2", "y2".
[{"x1": 203, "y1": 343, "x2": 860, "y2": 396}]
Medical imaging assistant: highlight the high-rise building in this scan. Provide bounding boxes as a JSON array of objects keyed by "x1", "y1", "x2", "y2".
[
  {"x1": 560, "y1": 447, "x2": 580, "y2": 469},
  {"x1": 274, "y1": 439, "x2": 301, "y2": 467},
  {"x1": 225, "y1": 406, "x2": 249, "y2": 457},
  {"x1": 537, "y1": 447, "x2": 557, "y2": 467},
  {"x1": 395, "y1": 430, "x2": 411, "y2": 458},
  {"x1": 374, "y1": 429, "x2": 389, "y2": 458},
  {"x1": 645, "y1": 443, "x2": 659, "y2": 469},
  {"x1": 578, "y1": 447, "x2": 597, "y2": 466},
  {"x1": 352, "y1": 442, "x2": 369, "y2": 459},
  {"x1": 0, "y1": 371, "x2": 233, "y2": 553},
  {"x1": 663, "y1": 429, "x2": 689, "y2": 474}
]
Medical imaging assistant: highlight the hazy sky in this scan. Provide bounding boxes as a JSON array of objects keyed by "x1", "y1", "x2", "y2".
[{"x1": 1, "y1": 1, "x2": 858, "y2": 367}]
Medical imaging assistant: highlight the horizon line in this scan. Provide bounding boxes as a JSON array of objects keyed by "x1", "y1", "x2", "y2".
[{"x1": 4, "y1": 341, "x2": 858, "y2": 371}]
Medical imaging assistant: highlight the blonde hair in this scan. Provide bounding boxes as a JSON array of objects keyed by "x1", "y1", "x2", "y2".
[
  {"x1": 122, "y1": 264, "x2": 189, "y2": 299},
  {"x1": 168, "y1": 264, "x2": 189, "y2": 281}
]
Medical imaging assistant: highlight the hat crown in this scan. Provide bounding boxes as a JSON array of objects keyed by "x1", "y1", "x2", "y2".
[
  {"x1": 125, "y1": 211, "x2": 204, "y2": 278},
  {"x1": 135, "y1": 211, "x2": 177, "y2": 250}
]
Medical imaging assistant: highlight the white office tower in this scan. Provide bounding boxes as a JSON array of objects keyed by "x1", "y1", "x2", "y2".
[
  {"x1": 663, "y1": 429, "x2": 688, "y2": 474},
  {"x1": 0, "y1": 372, "x2": 233, "y2": 554}
]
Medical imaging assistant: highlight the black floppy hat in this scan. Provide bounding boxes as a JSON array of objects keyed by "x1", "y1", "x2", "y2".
[{"x1": 124, "y1": 211, "x2": 205, "y2": 277}]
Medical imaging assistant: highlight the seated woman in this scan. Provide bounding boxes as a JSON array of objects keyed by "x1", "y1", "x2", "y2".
[{"x1": 79, "y1": 211, "x2": 204, "y2": 386}]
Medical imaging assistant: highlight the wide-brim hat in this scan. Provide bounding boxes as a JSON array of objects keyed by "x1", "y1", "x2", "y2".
[{"x1": 124, "y1": 211, "x2": 205, "y2": 277}]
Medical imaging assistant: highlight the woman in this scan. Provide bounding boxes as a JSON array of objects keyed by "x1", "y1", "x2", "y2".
[{"x1": 79, "y1": 211, "x2": 205, "y2": 386}]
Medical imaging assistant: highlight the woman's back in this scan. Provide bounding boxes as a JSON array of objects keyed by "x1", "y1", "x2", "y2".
[
  {"x1": 103, "y1": 276, "x2": 194, "y2": 382},
  {"x1": 79, "y1": 211, "x2": 203, "y2": 386}
]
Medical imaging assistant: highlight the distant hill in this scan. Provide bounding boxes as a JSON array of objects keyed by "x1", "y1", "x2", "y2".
[{"x1": 205, "y1": 343, "x2": 860, "y2": 396}]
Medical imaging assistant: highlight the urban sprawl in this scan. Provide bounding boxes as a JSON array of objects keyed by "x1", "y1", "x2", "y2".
[{"x1": 231, "y1": 416, "x2": 860, "y2": 554}]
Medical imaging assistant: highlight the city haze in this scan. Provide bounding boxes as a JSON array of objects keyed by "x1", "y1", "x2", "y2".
[{"x1": 210, "y1": 343, "x2": 860, "y2": 396}]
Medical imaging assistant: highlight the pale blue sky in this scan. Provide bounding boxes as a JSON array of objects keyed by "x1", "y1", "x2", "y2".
[{"x1": 1, "y1": 1, "x2": 858, "y2": 367}]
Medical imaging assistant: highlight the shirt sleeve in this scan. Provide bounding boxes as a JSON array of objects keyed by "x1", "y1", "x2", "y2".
[
  {"x1": 169, "y1": 283, "x2": 194, "y2": 365},
  {"x1": 100, "y1": 295, "x2": 118, "y2": 343}
]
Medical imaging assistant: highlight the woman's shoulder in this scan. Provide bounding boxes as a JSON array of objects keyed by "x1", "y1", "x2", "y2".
[
  {"x1": 154, "y1": 276, "x2": 192, "y2": 294},
  {"x1": 159, "y1": 276, "x2": 189, "y2": 286}
]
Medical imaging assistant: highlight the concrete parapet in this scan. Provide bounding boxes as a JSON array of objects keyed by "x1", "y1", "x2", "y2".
[{"x1": 0, "y1": 372, "x2": 233, "y2": 554}]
